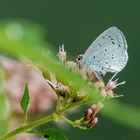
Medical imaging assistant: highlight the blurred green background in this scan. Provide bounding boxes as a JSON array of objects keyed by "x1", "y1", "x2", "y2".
[{"x1": 0, "y1": 0, "x2": 139, "y2": 139}]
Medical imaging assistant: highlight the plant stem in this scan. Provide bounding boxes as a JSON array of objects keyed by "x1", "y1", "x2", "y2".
[
  {"x1": 61, "y1": 116, "x2": 87, "y2": 130},
  {"x1": 61, "y1": 116, "x2": 75, "y2": 126},
  {"x1": 0, "y1": 113, "x2": 56, "y2": 140},
  {"x1": 0, "y1": 97, "x2": 92, "y2": 139},
  {"x1": 56, "y1": 95, "x2": 61, "y2": 111}
]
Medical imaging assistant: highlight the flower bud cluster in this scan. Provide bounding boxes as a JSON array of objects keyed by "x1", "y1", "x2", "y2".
[{"x1": 83, "y1": 102, "x2": 104, "y2": 128}]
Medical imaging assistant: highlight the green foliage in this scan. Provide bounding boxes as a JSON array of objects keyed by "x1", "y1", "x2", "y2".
[
  {"x1": 0, "y1": 20, "x2": 101, "y2": 103},
  {"x1": 30, "y1": 128, "x2": 68, "y2": 140},
  {"x1": 0, "y1": 94, "x2": 8, "y2": 135},
  {"x1": 20, "y1": 83, "x2": 29, "y2": 122},
  {"x1": 0, "y1": 20, "x2": 46, "y2": 47},
  {"x1": 102, "y1": 100, "x2": 140, "y2": 130}
]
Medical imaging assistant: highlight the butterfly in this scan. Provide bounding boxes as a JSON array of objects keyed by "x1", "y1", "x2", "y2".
[{"x1": 76, "y1": 27, "x2": 128, "y2": 79}]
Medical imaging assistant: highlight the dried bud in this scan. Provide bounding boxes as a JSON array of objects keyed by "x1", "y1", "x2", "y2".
[
  {"x1": 55, "y1": 83, "x2": 69, "y2": 92},
  {"x1": 87, "y1": 117, "x2": 98, "y2": 128},
  {"x1": 42, "y1": 68, "x2": 50, "y2": 79},
  {"x1": 84, "y1": 108, "x2": 93, "y2": 121},
  {"x1": 57, "y1": 44, "x2": 66, "y2": 63},
  {"x1": 85, "y1": 69, "x2": 99, "y2": 82},
  {"x1": 91, "y1": 104, "x2": 97, "y2": 110},
  {"x1": 92, "y1": 117, "x2": 98, "y2": 124},
  {"x1": 84, "y1": 102, "x2": 103, "y2": 123},
  {"x1": 90, "y1": 102, "x2": 104, "y2": 118},
  {"x1": 73, "y1": 91, "x2": 85, "y2": 102},
  {"x1": 106, "y1": 72, "x2": 126, "y2": 91},
  {"x1": 66, "y1": 61, "x2": 79, "y2": 71}
]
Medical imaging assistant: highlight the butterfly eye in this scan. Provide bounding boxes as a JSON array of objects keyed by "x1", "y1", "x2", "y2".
[
  {"x1": 78, "y1": 57, "x2": 81, "y2": 61},
  {"x1": 76, "y1": 54, "x2": 83, "y2": 62}
]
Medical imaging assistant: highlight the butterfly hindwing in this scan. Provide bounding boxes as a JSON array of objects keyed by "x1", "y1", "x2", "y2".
[{"x1": 81, "y1": 27, "x2": 128, "y2": 75}]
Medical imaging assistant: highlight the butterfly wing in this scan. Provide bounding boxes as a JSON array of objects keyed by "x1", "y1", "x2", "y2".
[{"x1": 81, "y1": 27, "x2": 128, "y2": 75}]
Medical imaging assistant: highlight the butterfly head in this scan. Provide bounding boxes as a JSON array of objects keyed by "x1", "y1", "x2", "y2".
[{"x1": 75, "y1": 54, "x2": 83, "y2": 64}]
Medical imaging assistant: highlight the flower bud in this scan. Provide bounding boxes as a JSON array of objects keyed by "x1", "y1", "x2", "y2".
[
  {"x1": 87, "y1": 117, "x2": 98, "y2": 128},
  {"x1": 84, "y1": 108, "x2": 93, "y2": 121}
]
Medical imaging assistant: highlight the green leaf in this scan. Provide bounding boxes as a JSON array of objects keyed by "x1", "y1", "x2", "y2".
[
  {"x1": 29, "y1": 128, "x2": 68, "y2": 140},
  {"x1": 0, "y1": 94, "x2": 8, "y2": 135},
  {"x1": 20, "y1": 83, "x2": 30, "y2": 122}
]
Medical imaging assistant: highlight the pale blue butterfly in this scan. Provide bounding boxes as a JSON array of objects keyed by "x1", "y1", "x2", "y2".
[{"x1": 76, "y1": 27, "x2": 128, "y2": 79}]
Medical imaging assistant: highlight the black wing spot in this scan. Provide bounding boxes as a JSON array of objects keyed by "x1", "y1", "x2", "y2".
[
  {"x1": 108, "y1": 35, "x2": 114, "y2": 40},
  {"x1": 93, "y1": 56, "x2": 96, "y2": 58},
  {"x1": 105, "y1": 49, "x2": 107, "y2": 51},
  {"x1": 109, "y1": 65, "x2": 111, "y2": 68},
  {"x1": 103, "y1": 36, "x2": 105, "y2": 39},
  {"x1": 102, "y1": 67, "x2": 104, "y2": 70},
  {"x1": 98, "y1": 43, "x2": 102, "y2": 47},
  {"x1": 118, "y1": 44, "x2": 121, "y2": 48},
  {"x1": 98, "y1": 61, "x2": 99, "y2": 63},
  {"x1": 106, "y1": 62, "x2": 108, "y2": 64},
  {"x1": 112, "y1": 42, "x2": 115, "y2": 44},
  {"x1": 112, "y1": 57, "x2": 114, "y2": 59}
]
